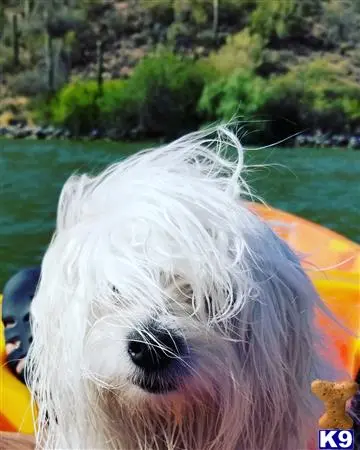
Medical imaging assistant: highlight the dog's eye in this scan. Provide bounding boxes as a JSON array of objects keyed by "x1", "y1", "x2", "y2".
[
  {"x1": 112, "y1": 285, "x2": 120, "y2": 295},
  {"x1": 179, "y1": 283, "x2": 194, "y2": 305}
]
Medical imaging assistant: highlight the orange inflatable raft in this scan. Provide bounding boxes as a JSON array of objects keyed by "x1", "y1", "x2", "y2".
[
  {"x1": 249, "y1": 203, "x2": 360, "y2": 380},
  {"x1": 0, "y1": 203, "x2": 359, "y2": 434}
]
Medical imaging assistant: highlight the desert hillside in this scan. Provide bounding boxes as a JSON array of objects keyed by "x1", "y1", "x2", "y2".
[{"x1": 1, "y1": 0, "x2": 360, "y2": 144}]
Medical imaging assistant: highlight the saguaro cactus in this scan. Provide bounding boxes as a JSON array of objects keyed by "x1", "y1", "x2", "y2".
[
  {"x1": 96, "y1": 39, "x2": 104, "y2": 96},
  {"x1": 24, "y1": 0, "x2": 34, "y2": 20},
  {"x1": 45, "y1": 32, "x2": 55, "y2": 93},
  {"x1": 12, "y1": 14, "x2": 20, "y2": 67},
  {"x1": 213, "y1": 0, "x2": 219, "y2": 38}
]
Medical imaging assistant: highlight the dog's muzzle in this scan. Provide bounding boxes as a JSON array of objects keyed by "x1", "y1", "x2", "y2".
[{"x1": 128, "y1": 323, "x2": 188, "y2": 394}]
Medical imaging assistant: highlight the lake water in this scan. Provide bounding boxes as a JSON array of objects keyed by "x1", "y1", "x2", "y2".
[{"x1": 1, "y1": 139, "x2": 359, "y2": 287}]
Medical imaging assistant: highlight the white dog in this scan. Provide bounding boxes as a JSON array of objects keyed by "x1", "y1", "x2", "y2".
[{"x1": 28, "y1": 127, "x2": 344, "y2": 450}]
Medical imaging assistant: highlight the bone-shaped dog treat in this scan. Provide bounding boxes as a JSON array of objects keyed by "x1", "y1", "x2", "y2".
[{"x1": 311, "y1": 380, "x2": 358, "y2": 430}]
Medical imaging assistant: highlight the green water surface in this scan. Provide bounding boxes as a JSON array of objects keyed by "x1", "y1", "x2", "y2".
[{"x1": 1, "y1": 139, "x2": 359, "y2": 287}]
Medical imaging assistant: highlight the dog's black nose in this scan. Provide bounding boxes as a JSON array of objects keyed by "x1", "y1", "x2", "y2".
[{"x1": 128, "y1": 326, "x2": 184, "y2": 372}]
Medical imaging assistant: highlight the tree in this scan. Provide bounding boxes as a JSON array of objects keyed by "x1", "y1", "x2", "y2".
[
  {"x1": 212, "y1": 0, "x2": 218, "y2": 37},
  {"x1": 320, "y1": 0, "x2": 360, "y2": 46},
  {"x1": 250, "y1": 0, "x2": 323, "y2": 41}
]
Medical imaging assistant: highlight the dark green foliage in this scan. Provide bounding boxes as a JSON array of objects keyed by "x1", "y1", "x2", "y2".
[
  {"x1": 199, "y1": 57, "x2": 360, "y2": 144},
  {"x1": 126, "y1": 51, "x2": 211, "y2": 139},
  {"x1": 250, "y1": 0, "x2": 323, "y2": 42},
  {"x1": 0, "y1": 44, "x2": 14, "y2": 72},
  {"x1": 255, "y1": 74, "x2": 311, "y2": 143},
  {"x1": 206, "y1": 29, "x2": 265, "y2": 76},
  {"x1": 51, "y1": 80, "x2": 102, "y2": 135},
  {"x1": 37, "y1": 51, "x2": 360, "y2": 142},
  {"x1": 50, "y1": 52, "x2": 212, "y2": 139},
  {"x1": 96, "y1": 79, "x2": 138, "y2": 138},
  {"x1": 50, "y1": 79, "x2": 135, "y2": 137},
  {"x1": 142, "y1": 0, "x2": 254, "y2": 26},
  {"x1": 45, "y1": 14, "x2": 85, "y2": 39},
  {"x1": 9, "y1": 69, "x2": 50, "y2": 96},
  {"x1": 199, "y1": 69, "x2": 268, "y2": 122}
]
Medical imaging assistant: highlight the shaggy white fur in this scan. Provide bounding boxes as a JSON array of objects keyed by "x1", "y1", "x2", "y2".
[{"x1": 28, "y1": 126, "x2": 345, "y2": 450}]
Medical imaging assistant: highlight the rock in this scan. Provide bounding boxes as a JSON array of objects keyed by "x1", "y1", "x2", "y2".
[
  {"x1": 0, "y1": 124, "x2": 69, "y2": 140},
  {"x1": 89, "y1": 129, "x2": 102, "y2": 140},
  {"x1": 12, "y1": 127, "x2": 33, "y2": 139},
  {"x1": 333, "y1": 134, "x2": 349, "y2": 147},
  {"x1": 132, "y1": 32, "x2": 148, "y2": 47},
  {"x1": 348, "y1": 136, "x2": 360, "y2": 149},
  {"x1": 294, "y1": 135, "x2": 306, "y2": 147},
  {"x1": 0, "y1": 127, "x2": 8, "y2": 136},
  {"x1": 303, "y1": 134, "x2": 316, "y2": 146},
  {"x1": 105, "y1": 127, "x2": 126, "y2": 141},
  {"x1": 41, "y1": 126, "x2": 56, "y2": 139},
  {"x1": 129, "y1": 126, "x2": 144, "y2": 140},
  {"x1": 63, "y1": 129, "x2": 72, "y2": 139},
  {"x1": 195, "y1": 46, "x2": 206, "y2": 56},
  {"x1": 196, "y1": 30, "x2": 217, "y2": 47},
  {"x1": 119, "y1": 66, "x2": 133, "y2": 78},
  {"x1": 114, "y1": 2, "x2": 129, "y2": 13},
  {"x1": 53, "y1": 128, "x2": 66, "y2": 138},
  {"x1": 129, "y1": 47, "x2": 146, "y2": 62},
  {"x1": 314, "y1": 129, "x2": 325, "y2": 147},
  {"x1": 152, "y1": 23, "x2": 165, "y2": 39},
  {"x1": 35, "y1": 127, "x2": 48, "y2": 140},
  {"x1": 8, "y1": 118, "x2": 28, "y2": 128},
  {"x1": 321, "y1": 138, "x2": 332, "y2": 148}
]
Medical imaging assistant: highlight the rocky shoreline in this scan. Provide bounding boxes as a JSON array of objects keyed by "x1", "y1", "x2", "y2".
[
  {"x1": 1, "y1": 124, "x2": 360, "y2": 149},
  {"x1": 295, "y1": 132, "x2": 360, "y2": 149},
  {"x1": 0, "y1": 124, "x2": 72, "y2": 140},
  {"x1": 0, "y1": 124, "x2": 137, "y2": 141}
]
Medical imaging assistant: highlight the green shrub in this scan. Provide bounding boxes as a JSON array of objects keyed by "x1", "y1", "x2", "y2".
[
  {"x1": 199, "y1": 68, "x2": 279, "y2": 144},
  {"x1": 53, "y1": 79, "x2": 133, "y2": 135},
  {"x1": 199, "y1": 56, "x2": 360, "y2": 144},
  {"x1": 142, "y1": 0, "x2": 255, "y2": 27},
  {"x1": 30, "y1": 96, "x2": 54, "y2": 125},
  {"x1": 141, "y1": 0, "x2": 172, "y2": 11},
  {"x1": 283, "y1": 58, "x2": 360, "y2": 131},
  {"x1": 9, "y1": 69, "x2": 50, "y2": 96},
  {"x1": 46, "y1": 51, "x2": 211, "y2": 138},
  {"x1": 199, "y1": 68, "x2": 268, "y2": 121},
  {"x1": 0, "y1": 44, "x2": 14, "y2": 73},
  {"x1": 97, "y1": 79, "x2": 138, "y2": 137},
  {"x1": 206, "y1": 29, "x2": 265, "y2": 76},
  {"x1": 319, "y1": 0, "x2": 360, "y2": 47},
  {"x1": 40, "y1": 48, "x2": 360, "y2": 142},
  {"x1": 124, "y1": 51, "x2": 212, "y2": 138},
  {"x1": 250, "y1": 0, "x2": 323, "y2": 41},
  {"x1": 51, "y1": 80, "x2": 101, "y2": 135},
  {"x1": 255, "y1": 73, "x2": 312, "y2": 143},
  {"x1": 257, "y1": 58, "x2": 360, "y2": 137},
  {"x1": 166, "y1": 21, "x2": 192, "y2": 44}
]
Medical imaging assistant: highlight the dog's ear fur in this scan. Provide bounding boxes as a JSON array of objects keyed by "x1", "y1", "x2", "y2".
[
  {"x1": 0, "y1": 432, "x2": 35, "y2": 450},
  {"x1": 227, "y1": 225, "x2": 338, "y2": 448}
]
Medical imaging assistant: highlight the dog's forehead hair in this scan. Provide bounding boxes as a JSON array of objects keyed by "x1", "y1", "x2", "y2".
[
  {"x1": 110, "y1": 271, "x2": 194, "y2": 304},
  {"x1": 110, "y1": 269, "x2": 237, "y2": 322}
]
